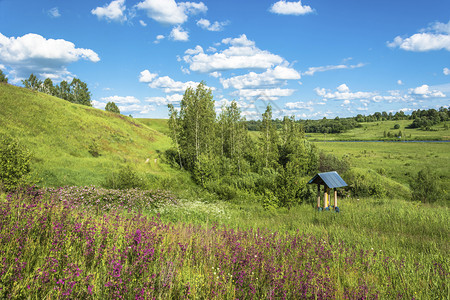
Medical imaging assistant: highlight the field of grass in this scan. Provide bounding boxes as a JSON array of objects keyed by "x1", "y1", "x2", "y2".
[
  {"x1": 314, "y1": 141, "x2": 450, "y2": 187},
  {"x1": 306, "y1": 120, "x2": 450, "y2": 141},
  {"x1": 0, "y1": 84, "x2": 176, "y2": 187},
  {"x1": 1, "y1": 187, "x2": 448, "y2": 299}
]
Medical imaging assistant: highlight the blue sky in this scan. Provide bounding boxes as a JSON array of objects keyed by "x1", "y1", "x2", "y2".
[{"x1": 1, "y1": 0, "x2": 449, "y2": 119}]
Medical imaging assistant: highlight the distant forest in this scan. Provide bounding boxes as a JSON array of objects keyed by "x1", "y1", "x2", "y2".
[{"x1": 246, "y1": 107, "x2": 450, "y2": 133}]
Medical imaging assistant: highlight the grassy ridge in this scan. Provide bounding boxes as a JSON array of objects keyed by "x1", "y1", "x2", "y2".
[{"x1": 0, "y1": 84, "x2": 175, "y2": 187}]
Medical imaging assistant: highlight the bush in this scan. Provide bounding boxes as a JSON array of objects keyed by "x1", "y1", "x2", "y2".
[
  {"x1": 318, "y1": 152, "x2": 350, "y2": 174},
  {"x1": 0, "y1": 136, "x2": 32, "y2": 191},
  {"x1": 104, "y1": 165, "x2": 146, "y2": 190},
  {"x1": 410, "y1": 168, "x2": 442, "y2": 203},
  {"x1": 344, "y1": 168, "x2": 410, "y2": 199},
  {"x1": 394, "y1": 124, "x2": 400, "y2": 129}
]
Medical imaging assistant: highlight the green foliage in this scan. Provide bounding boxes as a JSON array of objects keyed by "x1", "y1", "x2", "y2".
[
  {"x1": 0, "y1": 135, "x2": 32, "y2": 191},
  {"x1": 21, "y1": 74, "x2": 42, "y2": 91},
  {"x1": 105, "y1": 101, "x2": 120, "y2": 114},
  {"x1": 410, "y1": 168, "x2": 444, "y2": 203},
  {"x1": 104, "y1": 165, "x2": 146, "y2": 190},
  {"x1": 0, "y1": 69, "x2": 8, "y2": 83},
  {"x1": 394, "y1": 123, "x2": 400, "y2": 129},
  {"x1": 344, "y1": 168, "x2": 410, "y2": 199},
  {"x1": 318, "y1": 152, "x2": 350, "y2": 174},
  {"x1": 22, "y1": 74, "x2": 92, "y2": 106}
]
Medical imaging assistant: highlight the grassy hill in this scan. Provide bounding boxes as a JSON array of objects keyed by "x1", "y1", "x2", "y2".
[{"x1": 0, "y1": 83, "x2": 176, "y2": 187}]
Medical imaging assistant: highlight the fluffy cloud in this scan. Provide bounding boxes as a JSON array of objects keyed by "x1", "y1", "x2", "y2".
[
  {"x1": 139, "y1": 70, "x2": 158, "y2": 82},
  {"x1": 139, "y1": 20, "x2": 147, "y2": 26},
  {"x1": 139, "y1": 69, "x2": 207, "y2": 93},
  {"x1": 409, "y1": 84, "x2": 446, "y2": 98},
  {"x1": 100, "y1": 95, "x2": 140, "y2": 104},
  {"x1": 269, "y1": 1, "x2": 314, "y2": 16},
  {"x1": 315, "y1": 85, "x2": 377, "y2": 101},
  {"x1": 48, "y1": 7, "x2": 61, "y2": 18},
  {"x1": 302, "y1": 63, "x2": 365, "y2": 76},
  {"x1": 183, "y1": 34, "x2": 285, "y2": 72},
  {"x1": 388, "y1": 20, "x2": 450, "y2": 52},
  {"x1": 136, "y1": 0, "x2": 206, "y2": 25},
  {"x1": 0, "y1": 33, "x2": 99, "y2": 81},
  {"x1": 221, "y1": 66, "x2": 300, "y2": 89},
  {"x1": 119, "y1": 104, "x2": 156, "y2": 114},
  {"x1": 170, "y1": 26, "x2": 189, "y2": 41},
  {"x1": 91, "y1": 0, "x2": 127, "y2": 23},
  {"x1": 145, "y1": 94, "x2": 183, "y2": 105},
  {"x1": 284, "y1": 101, "x2": 314, "y2": 111},
  {"x1": 196, "y1": 18, "x2": 228, "y2": 31},
  {"x1": 444, "y1": 67, "x2": 450, "y2": 75},
  {"x1": 232, "y1": 88, "x2": 295, "y2": 101}
]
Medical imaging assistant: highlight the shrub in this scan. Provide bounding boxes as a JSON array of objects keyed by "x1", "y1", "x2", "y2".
[
  {"x1": 318, "y1": 152, "x2": 350, "y2": 174},
  {"x1": 0, "y1": 135, "x2": 32, "y2": 191},
  {"x1": 344, "y1": 168, "x2": 410, "y2": 199},
  {"x1": 104, "y1": 165, "x2": 146, "y2": 190},
  {"x1": 394, "y1": 124, "x2": 400, "y2": 129},
  {"x1": 410, "y1": 168, "x2": 442, "y2": 203}
]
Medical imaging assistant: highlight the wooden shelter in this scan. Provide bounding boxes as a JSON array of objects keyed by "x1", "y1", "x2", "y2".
[{"x1": 308, "y1": 171, "x2": 347, "y2": 211}]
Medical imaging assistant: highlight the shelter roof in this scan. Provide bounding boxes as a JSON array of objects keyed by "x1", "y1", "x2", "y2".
[{"x1": 307, "y1": 171, "x2": 347, "y2": 188}]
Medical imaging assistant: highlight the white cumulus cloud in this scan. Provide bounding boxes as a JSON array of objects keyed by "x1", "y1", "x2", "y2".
[
  {"x1": 232, "y1": 88, "x2": 295, "y2": 101},
  {"x1": 409, "y1": 84, "x2": 446, "y2": 98},
  {"x1": 139, "y1": 69, "x2": 158, "y2": 82},
  {"x1": 196, "y1": 18, "x2": 228, "y2": 31},
  {"x1": 315, "y1": 85, "x2": 377, "y2": 101},
  {"x1": 388, "y1": 20, "x2": 450, "y2": 52},
  {"x1": 269, "y1": 1, "x2": 314, "y2": 16},
  {"x1": 221, "y1": 66, "x2": 300, "y2": 89},
  {"x1": 183, "y1": 34, "x2": 285, "y2": 73},
  {"x1": 138, "y1": 69, "x2": 211, "y2": 93},
  {"x1": 0, "y1": 33, "x2": 99, "y2": 81},
  {"x1": 101, "y1": 95, "x2": 141, "y2": 104},
  {"x1": 170, "y1": 26, "x2": 189, "y2": 41},
  {"x1": 444, "y1": 67, "x2": 450, "y2": 75},
  {"x1": 91, "y1": 0, "x2": 127, "y2": 23},
  {"x1": 136, "y1": 0, "x2": 206, "y2": 25}
]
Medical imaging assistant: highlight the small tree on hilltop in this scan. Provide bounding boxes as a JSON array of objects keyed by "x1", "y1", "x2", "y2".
[
  {"x1": 0, "y1": 69, "x2": 8, "y2": 83},
  {"x1": 105, "y1": 101, "x2": 120, "y2": 114}
]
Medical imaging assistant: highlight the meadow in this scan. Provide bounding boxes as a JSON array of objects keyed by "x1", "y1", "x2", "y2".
[
  {"x1": 314, "y1": 141, "x2": 450, "y2": 187},
  {"x1": 0, "y1": 187, "x2": 448, "y2": 299},
  {"x1": 305, "y1": 120, "x2": 450, "y2": 141},
  {"x1": 1, "y1": 84, "x2": 449, "y2": 299}
]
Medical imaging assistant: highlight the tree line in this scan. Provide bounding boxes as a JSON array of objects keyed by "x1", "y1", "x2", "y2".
[
  {"x1": 21, "y1": 74, "x2": 92, "y2": 106},
  {"x1": 167, "y1": 82, "x2": 319, "y2": 209},
  {"x1": 247, "y1": 108, "x2": 449, "y2": 133},
  {"x1": 19, "y1": 72, "x2": 121, "y2": 113}
]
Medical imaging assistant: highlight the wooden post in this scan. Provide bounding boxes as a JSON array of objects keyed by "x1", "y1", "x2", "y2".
[
  {"x1": 317, "y1": 184, "x2": 321, "y2": 208},
  {"x1": 324, "y1": 187, "x2": 329, "y2": 208},
  {"x1": 334, "y1": 188, "x2": 338, "y2": 208}
]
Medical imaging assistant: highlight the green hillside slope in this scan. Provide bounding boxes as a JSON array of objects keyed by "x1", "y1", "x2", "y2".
[{"x1": 0, "y1": 83, "x2": 174, "y2": 187}]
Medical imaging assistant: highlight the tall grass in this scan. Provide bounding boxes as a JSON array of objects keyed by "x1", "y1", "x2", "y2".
[{"x1": 1, "y1": 188, "x2": 447, "y2": 299}]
